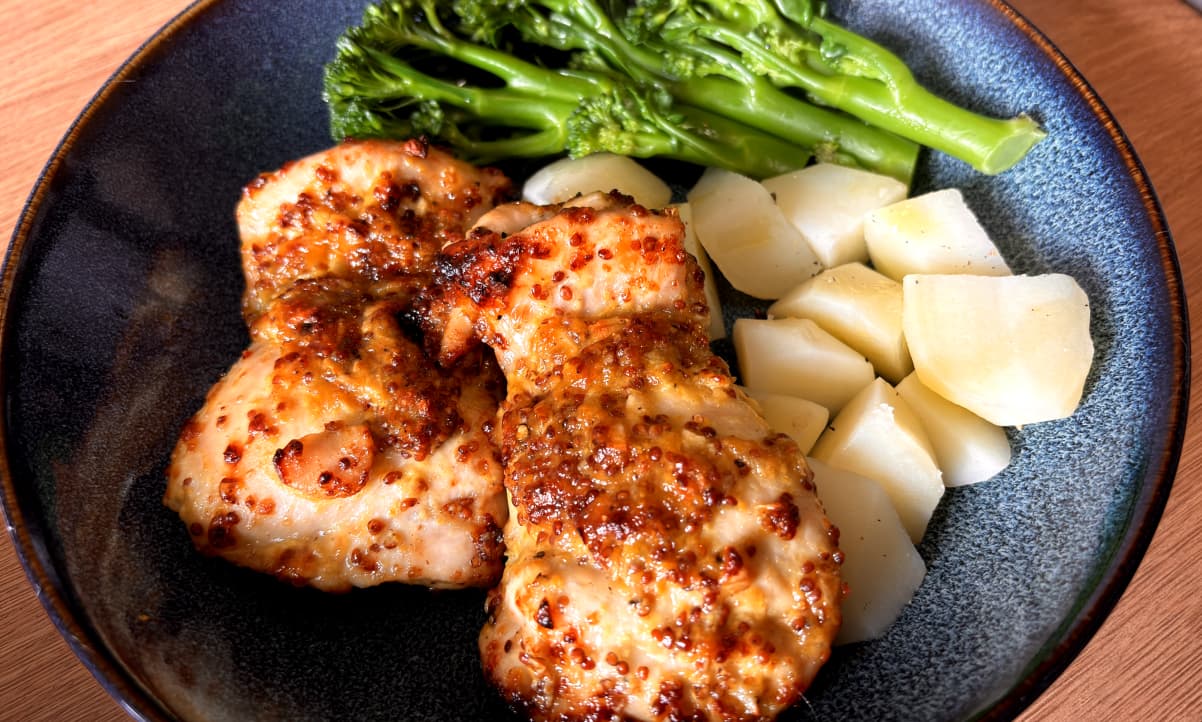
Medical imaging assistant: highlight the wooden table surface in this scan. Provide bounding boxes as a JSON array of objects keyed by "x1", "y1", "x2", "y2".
[{"x1": 2, "y1": 1, "x2": 1199, "y2": 720}]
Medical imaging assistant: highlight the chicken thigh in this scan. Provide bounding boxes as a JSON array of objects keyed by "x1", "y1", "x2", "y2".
[
  {"x1": 431, "y1": 193, "x2": 844, "y2": 720},
  {"x1": 164, "y1": 139, "x2": 512, "y2": 591}
]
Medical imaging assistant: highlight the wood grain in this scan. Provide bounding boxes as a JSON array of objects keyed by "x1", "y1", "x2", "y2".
[{"x1": 1, "y1": 0, "x2": 1198, "y2": 719}]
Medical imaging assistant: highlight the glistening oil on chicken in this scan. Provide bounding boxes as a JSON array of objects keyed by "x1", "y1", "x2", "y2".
[{"x1": 165, "y1": 140, "x2": 843, "y2": 719}]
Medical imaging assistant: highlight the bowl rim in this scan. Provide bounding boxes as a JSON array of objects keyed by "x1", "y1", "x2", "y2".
[
  {"x1": 1, "y1": 4, "x2": 213, "y2": 716},
  {"x1": 0, "y1": 1, "x2": 1189, "y2": 720}
]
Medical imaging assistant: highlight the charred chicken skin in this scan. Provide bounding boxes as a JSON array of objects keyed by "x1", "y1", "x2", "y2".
[
  {"x1": 164, "y1": 139, "x2": 512, "y2": 591},
  {"x1": 431, "y1": 193, "x2": 844, "y2": 721}
]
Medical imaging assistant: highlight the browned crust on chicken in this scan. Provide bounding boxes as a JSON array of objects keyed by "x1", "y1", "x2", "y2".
[
  {"x1": 165, "y1": 279, "x2": 507, "y2": 591},
  {"x1": 431, "y1": 193, "x2": 843, "y2": 721},
  {"x1": 165, "y1": 140, "x2": 513, "y2": 591}
]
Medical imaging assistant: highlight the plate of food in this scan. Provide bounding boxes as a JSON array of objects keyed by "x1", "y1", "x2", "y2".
[{"x1": 0, "y1": 0, "x2": 1187, "y2": 721}]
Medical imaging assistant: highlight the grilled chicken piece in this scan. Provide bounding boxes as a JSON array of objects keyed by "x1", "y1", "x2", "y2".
[
  {"x1": 236, "y1": 137, "x2": 511, "y2": 320},
  {"x1": 165, "y1": 280, "x2": 506, "y2": 591},
  {"x1": 432, "y1": 193, "x2": 844, "y2": 721},
  {"x1": 165, "y1": 139, "x2": 512, "y2": 591}
]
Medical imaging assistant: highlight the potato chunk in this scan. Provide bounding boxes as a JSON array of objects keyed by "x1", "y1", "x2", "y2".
[
  {"x1": 688, "y1": 168, "x2": 823, "y2": 299},
  {"x1": 896, "y1": 372, "x2": 1011, "y2": 486},
  {"x1": 733, "y1": 318, "x2": 874, "y2": 414},
  {"x1": 768, "y1": 262, "x2": 912, "y2": 383},
  {"x1": 902, "y1": 273, "x2": 1094, "y2": 426},
  {"x1": 522, "y1": 153, "x2": 672, "y2": 209},
  {"x1": 742, "y1": 388, "x2": 829, "y2": 455},
  {"x1": 762, "y1": 163, "x2": 908, "y2": 268},
  {"x1": 811, "y1": 378, "x2": 944, "y2": 543},
  {"x1": 808, "y1": 458, "x2": 927, "y2": 645},
  {"x1": 674, "y1": 202, "x2": 726, "y2": 340},
  {"x1": 864, "y1": 188, "x2": 1011, "y2": 281}
]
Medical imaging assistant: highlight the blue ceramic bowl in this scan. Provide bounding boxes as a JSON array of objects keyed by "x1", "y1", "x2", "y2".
[{"x1": 0, "y1": 1, "x2": 1188, "y2": 720}]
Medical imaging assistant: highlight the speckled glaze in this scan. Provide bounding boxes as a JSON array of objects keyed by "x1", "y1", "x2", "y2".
[{"x1": 0, "y1": 1, "x2": 1187, "y2": 721}]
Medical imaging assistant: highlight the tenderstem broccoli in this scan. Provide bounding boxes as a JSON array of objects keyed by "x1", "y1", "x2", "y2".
[
  {"x1": 623, "y1": 0, "x2": 1046, "y2": 174},
  {"x1": 323, "y1": 0, "x2": 815, "y2": 178},
  {"x1": 451, "y1": 0, "x2": 920, "y2": 182},
  {"x1": 325, "y1": 0, "x2": 1046, "y2": 182}
]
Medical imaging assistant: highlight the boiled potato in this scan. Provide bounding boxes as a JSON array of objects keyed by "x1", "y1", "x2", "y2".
[
  {"x1": 896, "y1": 372, "x2": 1011, "y2": 487},
  {"x1": 688, "y1": 168, "x2": 823, "y2": 299},
  {"x1": 768, "y1": 262, "x2": 912, "y2": 383},
  {"x1": 733, "y1": 318, "x2": 874, "y2": 414},
  {"x1": 742, "y1": 388, "x2": 829, "y2": 454},
  {"x1": 762, "y1": 163, "x2": 908, "y2": 268},
  {"x1": 673, "y1": 202, "x2": 726, "y2": 340},
  {"x1": 811, "y1": 378, "x2": 944, "y2": 543},
  {"x1": 902, "y1": 273, "x2": 1094, "y2": 426},
  {"x1": 522, "y1": 153, "x2": 672, "y2": 209},
  {"x1": 808, "y1": 458, "x2": 927, "y2": 645},
  {"x1": 864, "y1": 188, "x2": 1011, "y2": 281}
]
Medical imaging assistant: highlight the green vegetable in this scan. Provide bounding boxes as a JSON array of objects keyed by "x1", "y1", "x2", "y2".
[
  {"x1": 324, "y1": 0, "x2": 815, "y2": 178},
  {"x1": 324, "y1": 0, "x2": 1046, "y2": 181},
  {"x1": 622, "y1": 0, "x2": 1046, "y2": 174},
  {"x1": 451, "y1": 0, "x2": 920, "y2": 181}
]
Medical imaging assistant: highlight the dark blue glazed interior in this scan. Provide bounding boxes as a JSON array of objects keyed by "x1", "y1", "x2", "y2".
[{"x1": 0, "y1": 1, "x2": 1186, "y2": 720}]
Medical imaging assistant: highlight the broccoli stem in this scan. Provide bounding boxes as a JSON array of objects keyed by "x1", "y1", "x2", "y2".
[
  {"x1": 357, "y1": 48, "x2": 579, "y2": 134},
  {"x1": 656, "y1": 0, "x2": 1046, "y2": 174},
  {"x1": 667, "y1": 75, "x2": 916, "y2": 182},
  {"x1": 666, "y1": 105, "x2": 816, "y2": 177}
]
